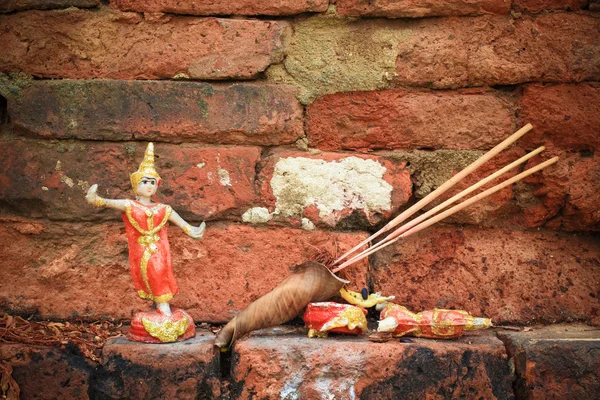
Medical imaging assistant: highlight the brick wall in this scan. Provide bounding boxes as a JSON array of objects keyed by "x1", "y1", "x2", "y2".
[{"x1": 0, "y1": 1, "x2": 598, "y2": 326}]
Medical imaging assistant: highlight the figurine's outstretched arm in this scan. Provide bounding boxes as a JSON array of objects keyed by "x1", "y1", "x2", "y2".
[
  {"x1": 86, "y1": 184, "x2": 129, "y2": 212},
  {"x1": 169, "y1": 210, "x2": 206, "y2": 240}
]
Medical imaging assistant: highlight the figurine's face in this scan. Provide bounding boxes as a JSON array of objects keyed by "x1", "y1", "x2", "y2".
[{"x1": 136, "y1": 177, "x2": 158, "y2": 198}]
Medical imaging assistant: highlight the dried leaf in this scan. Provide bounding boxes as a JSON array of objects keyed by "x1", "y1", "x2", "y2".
[
  {"x1": 0, "y1": 313, "x2": 122, "y2": 363},
  {"x1": 215, "y1": 261, "x2": 347, "y2": 349},
  {"x1": 1, "y1": 362, "x2": 19, "y2": 400}
]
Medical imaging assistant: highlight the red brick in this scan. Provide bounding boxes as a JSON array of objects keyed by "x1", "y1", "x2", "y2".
[
  {"x1": 6, "y1": 80, "x2": 303, "y2": 145},
  {"x1": 0, "y1": 7, "x2": 289, "y2": 80},
  {"x1": 519, "y1": 83, "x2": 600, "y2": 152},
  {"x1": 370, "y1": 226, "x2": 600, "y2": 325},
  {"x1": 96, "y1": 334, "x2": 220, "y2": 399},
  {"x1": 110, "y1": 0, "x2": 328, "y2": 16},
  {"x1": 498, "y1": 325, "x2": 600, "y2": 399},
  {"x1": 395, "y1": 13, "x2": 600, "y2": 88},
  {"x1": 306, "y1": 89, "x2": 516, "y2": 151},
  {"x1": 0, "y1": 343, "x2": 97, "y2": 400},
  {"x1": 513, "y1": 0, "x2": 588, "y2": 12},
  {"x1": 337, "y1": 0, "x2": 510, "y2": 17},
  {"x1": 232, "y1": 331, "x2": 513, "y2": 399},
  {"x1": 517, "y1": 151, "x2": 600, "y2": 232},
  {"x1": 0, "y1": 140, "x2": 261, "y2": 221},
  {"x1": 0, "y1": 0, "x2": 99, "y2": 12},
  {"x1": 256, "y1": 149, "x2": 412, "y2": 228},
  {"x1": 0, "y1": 220, "x2": 369, "y2": 322}
]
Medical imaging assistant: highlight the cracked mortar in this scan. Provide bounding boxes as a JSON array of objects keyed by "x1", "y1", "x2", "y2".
[
  {"x1": 382, "y1": 150, "x2": 483, "y2": 199},
  {"x1": 266, "y1": 6, "x2": 411, "y2": 104}
]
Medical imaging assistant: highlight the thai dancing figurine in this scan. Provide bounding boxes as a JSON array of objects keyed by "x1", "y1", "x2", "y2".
[{"x1": 85, "y1": 143, "x2": 206, "y2": 343}]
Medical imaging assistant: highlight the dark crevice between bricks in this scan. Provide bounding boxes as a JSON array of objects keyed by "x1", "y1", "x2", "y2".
[{"x1": 0, "y1": 95, "x2": 7, "y2": 125}]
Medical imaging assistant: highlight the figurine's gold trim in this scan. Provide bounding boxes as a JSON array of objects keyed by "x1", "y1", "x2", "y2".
[
  {"x1": 464, "y1": 316, "x2": 492, "y2": 331},
  {"x1": 141, "y1": 316, "x2": 188, "y2": 342},
  {"x1": 96, "y1": 197, "x2": 106, "y2": 208},
  {"x1": 130, "y1": 143, "x2": 161, "y2": 192},
  {"x1": 125, "y1": 201, "x2": 173, "y2": 301},
  {"x1": 183, "y1": 224, "x2": 192, "y2": 235},
  {"x1": 430, "y1": 308, "x2": 456, "y2": 337},
  {"x1": 308, "y1": 328, "x2": 328, "y2": 338},
  {"x1": 137, "y1": 290, "x2": 173, "y2": 303},
  {"x1": 125, "y1": 202, "x2": 172, "y2": 236},
  {"x1": 319, "y1": 307, "x2": 368, "y2": 334}
]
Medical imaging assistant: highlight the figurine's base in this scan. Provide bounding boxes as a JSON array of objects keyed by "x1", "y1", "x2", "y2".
[{"x1": 128, "y1": 308, "x2": 195, "y2": 343}]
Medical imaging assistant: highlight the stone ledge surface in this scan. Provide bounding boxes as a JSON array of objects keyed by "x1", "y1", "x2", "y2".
[
  {"x1": 231, "y1": 330, "x2": 514, "y2": 399},
  {"x1": 0, "y1": 342, "x2": 97, "y2": 400},
  {"x1": 94, "y1": 333, "x2": 220, "y2": 399},
  {"x1": 498, "y1": 325, "x2": 600, "y2": 399}
]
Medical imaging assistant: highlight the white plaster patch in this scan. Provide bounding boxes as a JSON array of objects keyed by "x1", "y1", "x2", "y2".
[
  {"x1": 242, "y1": 207, "x2": 272, "y2": 224},
  {"x1": 217, "y1": 167, "x2": 232, "y2": 186},
  {"x1": 196, "y1": 162, "x2": 205, "y2": 169},
  {"x1": 41, "y1": 186, "x2": 49, "y2": 191},
  {"x1": 270, "y1": 157, "x2": 392, "y2": 225},
  {"x1": 55, "y1": 160, "x2": 62, "y2": 171},
  {"x1": 301, "y1": 218, "x2": 315, "y2": 231}
]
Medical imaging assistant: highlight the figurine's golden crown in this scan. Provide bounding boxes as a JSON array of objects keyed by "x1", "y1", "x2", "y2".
[{"x1": 130, "y1": 143, "x2": 162, "y2": 191}]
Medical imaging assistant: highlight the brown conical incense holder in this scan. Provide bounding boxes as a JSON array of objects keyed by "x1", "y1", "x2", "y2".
[{"x1": 214, "y1": 261, "x2": 348, "y2": 349}]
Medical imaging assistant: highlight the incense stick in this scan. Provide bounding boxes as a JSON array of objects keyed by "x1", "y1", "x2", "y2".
[
  {"x1": 338, "y1": 146, "x2": 546, "y2": 267},
  {"x1": 332, "y1": 123, "x2": 534, "y2": 266},
  {"x1": 332, "y1": 156, "x2": 558, "y2": 273}
]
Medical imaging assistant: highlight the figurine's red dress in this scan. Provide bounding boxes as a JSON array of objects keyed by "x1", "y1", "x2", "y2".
[{"x1": 122, "y1": 200, "x2": 178, "y2": 303}]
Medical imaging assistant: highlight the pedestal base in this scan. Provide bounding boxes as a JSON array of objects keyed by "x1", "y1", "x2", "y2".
[{"x1": 128, "y1": 308, "x2": 195, "y2": 343}]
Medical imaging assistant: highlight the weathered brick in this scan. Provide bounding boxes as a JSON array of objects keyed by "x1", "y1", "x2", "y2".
[
  {"x1": 94, "y1": 334, "x2": 220, "y2": 399},
  {"x1": 0, "y1": 220, "x2": 369, "y2": 322},
  {"x1": 0, "y1": 140, "x2": 261, "y2": 221},
  {"x1": 232, "y1": 330, "x2": 513, "y2": 399},
  {"x1": 394, "y1": 13, "x2": 600, "y2": 88},
  {"x1": 370, "y1": 226, "x2": 600, "y2": 325},
  {"x1": 0, "y1": 7, "x2": 289, "y2": 80},
  {"x1": 4, "y1": 80, "x2": 303, "y2": 145},
  {"x1": 518, "y1": 151, "x2": 600, "y2": 232},
  {"x1": 498, "y1": 325, "x2": 600, "y2": 399},
  {"x1": 513, "y1": 0, "x2": 588, "y2": 12},
  {"x1": 255, "y1": 149, "x2": 412, "y2": 228},
  {"x1": 306, "y1": 89, "x2": 516, "y2": 151},
  {"x1": 0, "y1": 0, "x2": 99, "y2": 12},
  {"x1": 519, "y1": 83, "x2": 600, "y2": 152},
  {"x1": 110, "y1": 0, "x2": 328, "y2": 16},
  {"x1": 337, "y1": 0, "x2": 510, "y2": 17},
  {"x1": 0, "y1": 343, "x2": 97, "y2": 400}
]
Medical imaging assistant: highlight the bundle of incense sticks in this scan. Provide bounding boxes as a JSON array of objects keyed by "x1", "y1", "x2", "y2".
[{"x1": 331, "y1": 123, "x2": 558, "y2": 273}]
